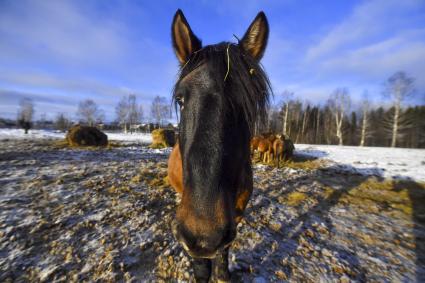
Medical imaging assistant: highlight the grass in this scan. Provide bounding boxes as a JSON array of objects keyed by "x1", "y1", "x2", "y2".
[
  {"x1": 280, "y1": 192, "x2": 309, "y2": 206},
  {"x1": 340, "y1": 178, "x2": 425, "y2": 216},
  {"x1": 252, "y1": 153, "x2": 326, "y2": 171},
  {"x1": 281, "y1": 159, "x2": 327, "y2": 170}
]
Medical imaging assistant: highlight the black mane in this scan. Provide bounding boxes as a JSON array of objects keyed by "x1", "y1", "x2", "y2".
[{"x1": 173, "y1": 42, "x2": 272, "y2": 134}]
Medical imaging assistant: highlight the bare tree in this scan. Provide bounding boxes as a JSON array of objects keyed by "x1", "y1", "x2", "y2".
[
  {"x1": 115, "y1": 94, "x2": 144, "y2": 133},
  {"x1": 300, "y1": 103, "x2": 311, "y2": 141},
  {"x1": 139, "y1": 104, "x2": 144, "y2": 123},
  {"x1": 280, "y1": 90, "x2": 293, "y2": 136},
  {"x1": 359, "y1": 93, "x2": 371, "y2": 146},
  {"x1": 55, "y1": 113, "x2": 72, "y2": 132},
  {"x1": 329, "y1": 88, "x2": 350, "y2": 145},
  {"x1": 150, "y1": 96, "x2": 170, "y2": 126},
  {"x1": 17, "y1": 98, "x2": 34, "y2": 134},
  {"x1": 384, "y1": 71, "x2": 415, "y2": 147},
  {"x1": 128, "y1": 95, "x2": 143, "y2": 132},
  {"x1": 115, "y1": 96, "x2": 129, "y2": 133},
  {"x1": 315, "y1": 107, "x2": 321, "y2": 144},
  {"x1": 77, "y1": 99, "x2": 104, "y2": 126}
]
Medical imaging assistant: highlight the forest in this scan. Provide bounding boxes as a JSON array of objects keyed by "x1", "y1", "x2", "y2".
[
  {"x1": 259, "y1": 72, "x2": 425, "y2": 148},
  {"x1": 261, "y1": 100, "x2": 425, "y2": 148}
]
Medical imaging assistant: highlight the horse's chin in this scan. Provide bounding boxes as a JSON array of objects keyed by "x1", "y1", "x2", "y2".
[{"x1": 188, "y1": 251, "x2": 218, "y2": 259}]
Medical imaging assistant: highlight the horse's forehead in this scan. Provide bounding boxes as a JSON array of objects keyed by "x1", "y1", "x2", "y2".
[{"x1": 179, "y1": 62, "x2": 215, "y2": 89}]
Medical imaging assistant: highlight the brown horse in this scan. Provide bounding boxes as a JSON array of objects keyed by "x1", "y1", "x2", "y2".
[
  {"x1": 273, "y1": 135, "x2": 296, "y2": 167},
  {"x1": 167, "y1": 9, "x2": 271, "y2": 282},
  {"x1": 257, "y1": 136, "x2": 273, "y2": 163},
  {"x1": 250, "y1": 136, "x2": 261, "y2": 155},
  {"x1": 273, "y1": 134, "x2": 285, "y2": 167}
]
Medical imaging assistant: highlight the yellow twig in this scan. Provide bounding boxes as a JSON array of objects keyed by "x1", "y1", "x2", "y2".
[{"x1": 224, "y1": 44, "x2": 230, "y2": 82}]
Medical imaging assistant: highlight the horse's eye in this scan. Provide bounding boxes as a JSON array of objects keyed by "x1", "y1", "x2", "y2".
[{"x1": 176, "y1": 95, "x2": 184, "y2": 109}]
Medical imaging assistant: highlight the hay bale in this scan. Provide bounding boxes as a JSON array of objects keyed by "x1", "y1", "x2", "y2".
[
  {"x1": 284, "y1": 138, "x2": 295, "y2": 159},
  {"x1": 66, "y1": 125, "x2": 108, "y2": 147},
  {"x1": 151, "y1": 129, "x2": 176, "y2": 148}
]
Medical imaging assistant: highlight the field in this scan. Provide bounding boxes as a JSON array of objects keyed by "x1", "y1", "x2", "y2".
[{"x1": 0, "y1": 130, "x2": 424, "y2": 282}]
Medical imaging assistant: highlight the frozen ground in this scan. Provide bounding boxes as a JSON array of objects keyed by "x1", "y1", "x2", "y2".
[{"x1": 0, "y1": 131, "x2": 424, "y2": 282}]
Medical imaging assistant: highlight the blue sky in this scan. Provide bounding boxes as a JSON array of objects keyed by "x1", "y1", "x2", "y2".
[{"x1": 0, "y1": 0, "x2": 424, "y2": 122}]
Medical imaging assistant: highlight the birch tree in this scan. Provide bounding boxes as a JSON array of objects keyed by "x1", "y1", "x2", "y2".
[
  {"x1": 384, "y1": 71, "x2": 414, "y2": 147},
  {"x1": 315, "y1": 107, "x2": 320, "y2": 144},
  {"x1": 116, "y1": 94, "x2": 144, "y2": 133},
  {"x1": 150, "y1": 96, "x2": 170, "y2": 126},
  {"x1": 77, "y1": 99, "x2": 104, "y2": 126},
  {"x1": 116, "y1": 96, "x2": 129, "y2": 133},
  {"x1": 127, "y1": 95, "x2": 143, "y2": 132},
  {"x1": 280, "y1": 90, "x2": 293, "y2": 136},
  {"x1": 329, "y1": 88, "x2": 350, "y2": 146},
  {"x1": 359, "y1": 94, "x2": 370, "y2": 146}
]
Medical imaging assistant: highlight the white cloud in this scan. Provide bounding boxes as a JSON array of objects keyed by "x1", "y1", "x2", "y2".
[
  {"x1": 0, "y1": 1, "x2": 129, "y2": 66},
  {"x1": 0, "y1": 71, "x2": 140, "y2": 99},
  {"x1": 306, "y1": 0, "x2": 424, "y2": 61},
  {"x1": 295, "y1": 0, "x2": 425, "y2": 98},
  {"x1": 318, "y1": 29, "x2": 425, "y2": 85}
]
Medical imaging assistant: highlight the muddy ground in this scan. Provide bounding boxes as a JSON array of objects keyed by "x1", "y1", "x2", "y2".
[{"x1": 0, "y1": 139, "x2": 424, "y2": 282}]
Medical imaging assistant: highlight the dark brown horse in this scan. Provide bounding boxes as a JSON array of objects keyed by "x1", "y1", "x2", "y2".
[
  {"x1": 273, "y1": 135, "x2": 296, "y2": 167},
  {"x1": 167, "y1": 9, "x2": 271, "y2": 282}
]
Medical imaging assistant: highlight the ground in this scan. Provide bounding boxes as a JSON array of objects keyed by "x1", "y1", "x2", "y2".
[{"x1": 0, "y1": 130, "x2": 424, "y2": 282}]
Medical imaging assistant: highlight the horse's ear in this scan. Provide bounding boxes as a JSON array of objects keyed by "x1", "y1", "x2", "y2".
[
  {"x1": 240, "y1": 11, "x2": 269, "y2": 61},
  {"x1": 172, "y1": 9, "x2": 202, "y2": 65}
]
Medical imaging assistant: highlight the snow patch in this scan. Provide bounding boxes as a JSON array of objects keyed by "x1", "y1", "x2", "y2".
[
  {"x1": 296, "y1": 144, "x2": 425, "y2": 182},
  {"x1": 0, "y1": 128, "x2": 153, "y2": 143}
]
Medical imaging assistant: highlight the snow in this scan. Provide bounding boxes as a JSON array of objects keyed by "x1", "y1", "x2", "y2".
[
  {"x1": 296, "y1": 144, "x2": 425, "y2": 182},
  {"x1": 105, "y1": 132, "x2": 152, "y2": 143},
  {"x1": 0, "y1": 129, "x2": 65, "y2": 140},
  {"x1": 0, "y1": 128, "x2": 152, "y2": 143}
]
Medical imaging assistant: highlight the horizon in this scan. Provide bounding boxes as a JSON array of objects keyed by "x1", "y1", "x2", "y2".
[{"x1": 1, "y1": 0, "x2": 424, "y2": 122}]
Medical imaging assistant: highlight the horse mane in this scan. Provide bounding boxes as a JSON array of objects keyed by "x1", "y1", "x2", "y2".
[{"x1": 173, "y1": 42, "x2": 272, "y2": 135}]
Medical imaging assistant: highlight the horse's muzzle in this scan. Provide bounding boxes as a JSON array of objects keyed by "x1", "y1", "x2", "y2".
[{"x1": 171, "y1": 219, "x2": 235, "y2": 259}]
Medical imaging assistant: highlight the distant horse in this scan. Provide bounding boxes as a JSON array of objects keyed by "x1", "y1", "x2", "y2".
[
  {"x1": 273, "y1": 134, "x2": 285, "y2": 167},
  {"x1": 257, "y1": 136, "x2": 273, "y2": 163},
  {"x1": 250, "y1": 136, "x2": 262, "y2": 157},
  {"x1": 167, "y1": 9, "x2": 271, "y2": 282},
  {"x1": 273, "y1": 135, "x2": 295, "y2": 167}
]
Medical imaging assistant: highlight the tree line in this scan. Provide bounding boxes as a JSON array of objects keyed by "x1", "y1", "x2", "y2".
[
  {"x1": 8, "y1": 71, "x2": 424, "y2": 148},
  {"x1": 260, "y1": 72, "x2": 424, "y2": 148},
  {"x1": 12, "y1": 94, "x2": 172, "y2": 133}
]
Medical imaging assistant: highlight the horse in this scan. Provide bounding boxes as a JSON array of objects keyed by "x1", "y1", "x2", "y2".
[
  {"x1": 273, "y1": 134, "x2": 285, "y2": 167},
  {"x1": 257, "y1": 136, "x2": 273, "y2": 164},
  {"x1": 250, "y1": 136, "x2": 262, "y2": 156},
  {"x1": 167, "y1": 9, "x2": 271, "y2": 282},
  {"x1": 273, "y1": 135, "x2": 296, "y2": 167}
]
